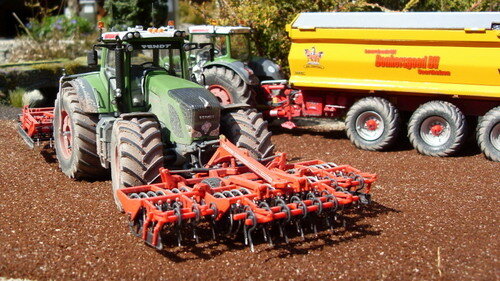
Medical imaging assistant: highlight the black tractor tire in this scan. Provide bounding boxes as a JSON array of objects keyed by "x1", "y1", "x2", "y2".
[
  {"x1": 477, "y1": 106, "x2": 500, "y2": 162},
  {"x1": 220, "y1": 108, "x2": 275, "y2": 160},
  {"x1": 203, "y1": 66, "x2": 253, "y2": 105},
  {"x1": 110, "y1": 117, "x2": 164, "y2": 211},
  {"x1": 408, "y1": 101, "x2": 467, "y2": 157},
  {"x1": 53, "y1": 86, "x2": 107, "y2": 179},
  {"x1": 345, "y1": 97, "x2": 400, "y2": 151}
]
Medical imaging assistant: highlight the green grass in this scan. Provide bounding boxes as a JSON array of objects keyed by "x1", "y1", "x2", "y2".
[{"x1": 8, "y1": 87, "x2": 25, "y2": 107}]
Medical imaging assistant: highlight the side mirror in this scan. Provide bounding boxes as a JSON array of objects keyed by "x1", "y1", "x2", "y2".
[{"x1": 87, "y1": 50, "x2": 98, "y2": 66}]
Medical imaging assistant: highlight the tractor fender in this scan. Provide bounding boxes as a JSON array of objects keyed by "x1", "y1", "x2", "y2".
[
  {"x1": 203, "y1": 61, "x2": 259, "y2": 86},
  {"x1": 61, "y1": 78, "x2": 99, "y2": 113},
  {"x1": 249, "y1": 57, "x2": 285, "y2": 80}
]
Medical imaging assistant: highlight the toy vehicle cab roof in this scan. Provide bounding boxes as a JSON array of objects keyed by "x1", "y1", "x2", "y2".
[
  {"x1": 188, "y1": 25, "x2": 251, "y2": 35},
  {"x1": 291, "y1": 12, "x2": 500, "y2": 30}
]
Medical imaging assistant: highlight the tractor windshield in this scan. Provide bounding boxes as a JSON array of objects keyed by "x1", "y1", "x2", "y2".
[
  {"x1": 229, "y1": 34, "x2": 250, "y2": 61},
  {"x1": 191, "y1": 34, "x2": 226, "y2": 58},
  {"x1": 159, "y1": 49, "x2": 183, "y2": 77}
]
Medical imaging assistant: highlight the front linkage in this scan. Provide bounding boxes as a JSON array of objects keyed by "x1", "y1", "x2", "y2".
[{"x1": 117, "y1": 136, "x2": 375, "y2": 251}]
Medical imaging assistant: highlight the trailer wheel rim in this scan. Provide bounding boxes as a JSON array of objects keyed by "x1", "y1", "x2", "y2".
[
  {"x1": 420, "y1": 116, "x2": 451, "y2": 146},
  {"x1": 59, "y1": 110, "x2": 72, "y2": 159},
  {"x1": 208, "y1": 85, "x2": 233, "y2": 105},
  {"x1": 355, "y1": 111, "x2": 384, "y2": 141},
  {"x1": 490, "y1": 122, "x2": 500, "y2": 151}
]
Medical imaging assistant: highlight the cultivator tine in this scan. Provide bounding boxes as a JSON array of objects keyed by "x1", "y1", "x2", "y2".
[{"x1": 116, "y1": 137, "x2": 376, "y2": 251}]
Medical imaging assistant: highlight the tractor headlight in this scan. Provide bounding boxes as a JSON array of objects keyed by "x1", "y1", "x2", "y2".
[
  {"x1": 174, "y1": 31, "x2": 184, "y2": 37},
  {"x1": 134, "y1": 32, "x2": 141, "y2": 38},
  {"x1": 126, "y1": 33, "x2": 134, "y2": 39},
  {"x1": 114, "y1": 88, "x2": 122, "y2": 98}
]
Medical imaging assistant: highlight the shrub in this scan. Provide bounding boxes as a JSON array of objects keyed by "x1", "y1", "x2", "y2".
[
  {"x1": 26, "y1": 15, "x2": 94, "y2": 41},
  {"x1": 8, "y1": 87, "x2": 26, "y2": 108}
]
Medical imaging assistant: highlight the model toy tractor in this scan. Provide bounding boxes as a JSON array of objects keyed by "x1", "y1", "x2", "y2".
[
  {"x1": 17, "y1": 24, "x2": 376, "y2": 251},
  {"x1": 187, "y1": 25, "x2": 284, "y2": 105}
]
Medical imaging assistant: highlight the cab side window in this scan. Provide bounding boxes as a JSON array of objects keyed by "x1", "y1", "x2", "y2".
[{"x1": 105, "y1": 50, "x2": 116, "y2": 77}]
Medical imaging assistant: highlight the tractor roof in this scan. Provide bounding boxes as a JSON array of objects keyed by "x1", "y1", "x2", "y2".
[
  {"x1": 188, "y1": 25, "x2": 251, "y2": 35},
  {"x1": 101, "y1": 25, "x2": 186, "y2": 42}
]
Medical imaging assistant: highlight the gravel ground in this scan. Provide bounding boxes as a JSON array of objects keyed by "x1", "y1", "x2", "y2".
[
  {"x1": 0, "y1": 105, "x2": 20, "y2": 120},
  {"x1": 0, "y1": 118, "x2": 498, "y2": 280}
]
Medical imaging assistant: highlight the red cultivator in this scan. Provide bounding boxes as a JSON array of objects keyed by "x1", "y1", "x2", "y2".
[
  {"x1": 117, "y1": 136, "x2": 376, "y2": 251},
  {"x1": 17, "y1": 106, "x2": 54, "y2": 148}
]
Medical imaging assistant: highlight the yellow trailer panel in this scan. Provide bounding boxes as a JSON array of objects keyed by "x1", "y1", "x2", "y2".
[
  {"x1": 287, "y1": 12, "x2": 500, "y2": 99},
  {"x1": 271, "y1": 12, "x2": 500, "y2": 160}
]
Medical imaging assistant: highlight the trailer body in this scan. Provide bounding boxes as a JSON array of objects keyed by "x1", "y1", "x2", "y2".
[{"x1": 264, "y1": 12, "x2": 500, "y2": 160}]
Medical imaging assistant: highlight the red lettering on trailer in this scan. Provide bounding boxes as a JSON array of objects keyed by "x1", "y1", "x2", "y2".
[
  {"x1": 365, "y1": 49, "x2": 397, "y2": 55},
  {"x1": 371, "y1": 53, "x2": 449, "y2": 76}
]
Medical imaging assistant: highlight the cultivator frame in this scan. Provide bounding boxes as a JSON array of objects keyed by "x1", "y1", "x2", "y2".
[
  {"x1": 17, "y1": 106, "x2": 55, "y2": 148},
  {"x1": 117, "y1": 136, "x2": 376, "y2": 251}
]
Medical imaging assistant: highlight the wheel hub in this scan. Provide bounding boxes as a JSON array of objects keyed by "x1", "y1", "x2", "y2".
[
  {"x1": 491, "y1": 122, "x2": 500, "y2": 151},
  {"x1": 430, "y1": 124, "x2": 444, "y2": 136},
  {"x1": 355, "y1": 111, "x2": 384, "y2": 141},
  {"x1": 420, "y1": 116, "x2": 451, "y2": 146},
  {"x1": 365, "y1": 119, "x2": 379, "y2": 131},
  {"x1": 208, "y1": 85, "x2": 233, "y2": 105},
  {"x1": 59, "y1": 110, "x2": 72, "y2": 158}
]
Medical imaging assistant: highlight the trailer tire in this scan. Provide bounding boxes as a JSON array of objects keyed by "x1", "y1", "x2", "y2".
[
  {"x1": 477, "y1": 106, "x2": 500, "y2": 162},
  {"x1": 203, "y1": 66, "x2": 253, "y2": 105},
  {"x1": 408, "y1": 101, "x2": 467, "y2": 157},
  {"x1": 345, "y1": 97, "x2": 400, "y2": 151},
  {"x1": 110, "y1": 117, "x2": 164, "y2": 211},
  {"x1": 221, "y1": 108, "x2": 275, "y2": 160},
  {"x1": 54, "y1": 86, "x2": 106, "y2": 179}
]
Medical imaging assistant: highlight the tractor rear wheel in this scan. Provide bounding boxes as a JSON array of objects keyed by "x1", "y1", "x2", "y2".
[
  {"x1": 345, "y1": 97, "x2": 400, "y2": 151},
  {"x1": 220, "y1": 108, "x2": 275, "y2": 160},
  {"x1": 53, "y1": 86, "x2": 106, "y2": 179},
  {"x1": 203, "y1": 66, "x2": 253, "y2": 105},
  {"x1": 477, "y1": 106, "x2": 500, "y2": 162},
  {"x1": 408, "y1": 101, "x2": 467, "y2": 156},
  {"x1": 110, "y1": 117, "x2": 164, "y2": 211}
]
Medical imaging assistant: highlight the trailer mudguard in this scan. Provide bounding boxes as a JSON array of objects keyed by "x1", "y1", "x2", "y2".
[{"x1": 203, "y1": 61, "x2": 259, "y2": 85}]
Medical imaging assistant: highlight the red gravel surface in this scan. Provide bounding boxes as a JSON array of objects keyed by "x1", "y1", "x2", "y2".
[{"x1": 0, "y1": 119, "x2": 498, "y2": 280}]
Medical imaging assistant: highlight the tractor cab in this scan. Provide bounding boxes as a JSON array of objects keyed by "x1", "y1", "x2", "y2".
[
  {"x1": 188, "y1": 25, "x2": 252, "y2": 64},
  {"x1": 90, "y1": 25, "x2": 191, "y2": 112},
  {"x1": 187, "y1": 25, "x2": 284, "y2": 105}
]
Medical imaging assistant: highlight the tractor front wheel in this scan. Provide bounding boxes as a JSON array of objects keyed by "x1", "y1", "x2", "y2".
[
  {"x1": 221, "y1": 108, "x2": 274, "y2": 160},
  {"x1": 110, "y1": 117, "x2": 164, "y2": 211},
  {"x1": 53, "y1": 86, "x2": 106, "y2": 179},
  {"x1": 203, "y1": 66, "x2": 253, "y2": 105}
]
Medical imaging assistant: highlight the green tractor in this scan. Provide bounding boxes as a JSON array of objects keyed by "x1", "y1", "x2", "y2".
[
  {"x1": 52, "y1": 25, "x2": 274, "y2": 209},
  {"x1": 187, "y1": 25, "x2": 284, "y2": 105}
]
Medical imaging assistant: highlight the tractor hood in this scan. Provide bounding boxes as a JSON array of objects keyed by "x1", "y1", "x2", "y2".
[{"x1": 146, "y1": 72, "x2": 221, "y2": 145}]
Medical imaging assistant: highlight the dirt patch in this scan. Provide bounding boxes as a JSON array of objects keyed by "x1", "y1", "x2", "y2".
[{"x1": 0, "y1": 119, "x2": 498, "y2": 280}]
